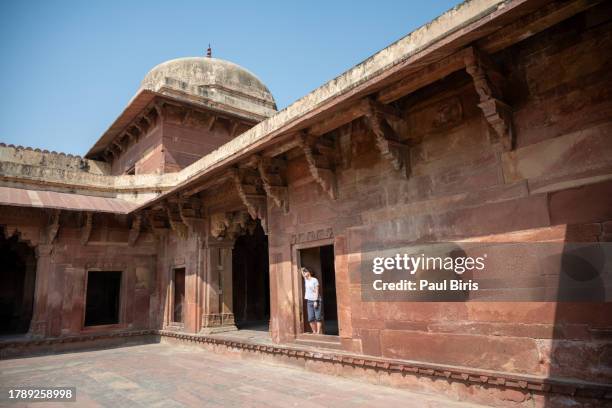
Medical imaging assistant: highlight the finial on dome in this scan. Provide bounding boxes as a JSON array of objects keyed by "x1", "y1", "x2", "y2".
[{"x1": 206, "y1": 44, "x2": 212, "y2": 58}]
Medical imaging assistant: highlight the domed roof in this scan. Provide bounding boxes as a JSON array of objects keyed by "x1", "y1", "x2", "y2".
[{"x1": 140, "y1": 57, "x2": 277, "y2": 120}]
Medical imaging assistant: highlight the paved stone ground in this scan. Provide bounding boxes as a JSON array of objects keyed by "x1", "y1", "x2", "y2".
[{"x1": 0, "y1": 343, "x2": 486, "y2": 407}]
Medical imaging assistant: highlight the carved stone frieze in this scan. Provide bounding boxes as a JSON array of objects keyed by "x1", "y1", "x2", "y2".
[{"x1": 290, "y1": 228, "x2": 333, "y2": 244}]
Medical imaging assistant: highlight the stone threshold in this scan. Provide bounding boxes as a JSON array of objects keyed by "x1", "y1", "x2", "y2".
[{"x1": 1, "y1": 329, "x2": 610, "y2": 402}]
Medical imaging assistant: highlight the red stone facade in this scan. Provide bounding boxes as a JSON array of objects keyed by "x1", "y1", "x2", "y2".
[{"x1": 1, "y1": 2, "x2": 611, "y2": 406}]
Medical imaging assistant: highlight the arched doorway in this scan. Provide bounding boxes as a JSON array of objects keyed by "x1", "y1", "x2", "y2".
[
  {"x1": 0, "y1": 230, "x2": 36, "y2": 335},
  {"x1": 232, "y1": 222, "x2": 270, "y2": 330}
]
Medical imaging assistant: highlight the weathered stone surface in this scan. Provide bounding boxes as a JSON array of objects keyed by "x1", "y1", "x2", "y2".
[{"x1": 1, "y1": 2, "x2": 612, "y2": 407}]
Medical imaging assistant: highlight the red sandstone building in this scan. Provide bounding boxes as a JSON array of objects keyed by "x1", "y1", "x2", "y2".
[{"x1": 1, "y1": 0, "x2": 611, "y2": 406}]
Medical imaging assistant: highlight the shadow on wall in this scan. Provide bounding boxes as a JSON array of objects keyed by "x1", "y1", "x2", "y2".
[{"x1": 545, "y1": 224, "x2": 611, "y2": 407}]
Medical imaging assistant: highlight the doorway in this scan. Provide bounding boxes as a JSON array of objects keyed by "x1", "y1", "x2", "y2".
[
  {"x1": 232, "y1": 222, "x2": 270, "y2": 331},
  {"x1": 0, "y1": 232, "x2": 36, "y2": 335},
  {"x1": 299, "y1": 244, "x2": 338, "y2": 336},
  {"x1": 172, "y1": 267, "x2": 186, "y2": 324},
  {"x1": 84, "y1": 271, "x2": 122, "y2": 327}
]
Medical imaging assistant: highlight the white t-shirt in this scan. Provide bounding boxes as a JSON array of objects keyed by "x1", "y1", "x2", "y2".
[{"x1": 304, "y1": 277, "x2": 319, "y2": 301}]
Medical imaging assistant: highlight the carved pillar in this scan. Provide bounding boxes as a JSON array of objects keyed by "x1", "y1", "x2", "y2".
[{"x1": 29, "y1": 244, "x2": 53, "y2": 337}]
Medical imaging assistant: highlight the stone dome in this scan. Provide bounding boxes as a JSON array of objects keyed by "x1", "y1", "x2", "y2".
[{"x1": 140, "y1": 57, "x2": 277, "y2": 120}]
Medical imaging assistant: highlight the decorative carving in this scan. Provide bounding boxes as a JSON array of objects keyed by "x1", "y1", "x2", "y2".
[
  {"x1": 229, "y1": 121, "x2": 240, "y2": 138},
  {"x1": 229, "y1": 168, "x2": 267, "y2": 232},
  {"x1": 165, "y1": 202, "x2": 189, "y2": 240},
  {"x1": 433, "y1": 97, "x2": 463, "y2": 128},
  {"x1": 201, "y1": 313, "x2": 236, "y2": 330},
  {"x1": 47, "y1": 209, "x2": 60, "y2": 244},
  {"x1": 363, "y1": 99, "x2": 410, "y2": 178},
  {"x1": 146, "y1": 210, "x2": 167, "y2": 236},
  {"x1": 80, "y1": 212, "x2": 93, "y2": 245},
  {"x1": 112, "y1": 139, "x2": 124, "y2": 152},
  {"x1": 210, "y1": 211, "x2": 254, "y2": 241},
  {"x1": 103, "y1": 149, "x2": 114, "y2": 162},
  {"x1": 132, "y1": 122, "x2": 143, "y2": 134},
  {"x1": 290, "y1": 228, "x2": 333, "y2": 244},
  {"x1": 206, "y1": 114, "x2": 216, "y2": 131},
  {"x1": 177, "y1": 202, "x2": 190, "y2": 232},
  {"x1": 128, "y1": 213, "x2": 142, "y2": 246},
  {"x1": 210, "y1": 212, "x2": 231, "y2": 240},
  {"x1": 181, "y1": 109, "x2": 193, "y2": 126},
  {"x1": 153, "y1": 102, "x2": 164, "y2": 119},
  {"x1": 125, "y1": 129, "x2": 138, "y2": 145},
  {"x1": 256, "y1": 157, "x2": 289, "y2": 213},
  {"x1": 464, "y1": 47, "x2": 513, "y2": 151},
  {"x1": 142, "y1": 113, "x2": 152, "y2": 126},
  {"x1": 297, "y1": 133, "x2": 337, "y2": 200}
]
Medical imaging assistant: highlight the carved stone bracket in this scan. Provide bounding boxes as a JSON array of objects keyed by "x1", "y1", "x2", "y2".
[
  {"x1": 153, "y1": 101, "x2": 164, "y2": 119},
  {"x1": 146, "y1": 210, "x2": 168, "y2": 237},
  {"x1": 464, "y1": 47, "x2": 513, "y2": 151},
  {"x1": 206, "y1": 114, "x2": 216, "y2": 131},
  {"x1": 128, "y1": 213, "x2": 142, "y2": 246},
  {"x1": 230, "y1": 168, "x2": 267, "y2": 233},
  {"x1": 256, "y1": 157, "x2": 289, "y2": 213},
  {"x1": 178, "y1": 202, "x2": 193, "y2": 234},
  {"x1": 80, "y1": 212, "x2": 93, "y2": 245},
  {"x1": 165, "y1": 202, "x2": 189, "y2": 240},
  {"x1": 297, "y1": 133, "x2": 337, "y2": 200},
  {"x1": 363, "y1": 99, "x2": 411, "y2": 178},
  {"x1": 47, "y1": 209, "x2": 60, "y2": 245}
]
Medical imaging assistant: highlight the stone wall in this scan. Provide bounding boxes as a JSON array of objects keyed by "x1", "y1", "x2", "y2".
[
  {"x1": 267, "y1": 7, "x2": 612, "y2": 384},
  {"x1": 0, "y1": 207, "x2": 159, "y2": 338}
]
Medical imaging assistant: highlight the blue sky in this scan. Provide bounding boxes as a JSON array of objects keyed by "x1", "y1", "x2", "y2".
[{"x1": 0, "y1": 1, "x2": 462, "y2": 155}]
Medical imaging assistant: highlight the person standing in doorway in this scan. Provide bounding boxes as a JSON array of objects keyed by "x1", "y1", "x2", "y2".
[{"x1": 300, "y1": 267, "x2": 322, "y2": 334}]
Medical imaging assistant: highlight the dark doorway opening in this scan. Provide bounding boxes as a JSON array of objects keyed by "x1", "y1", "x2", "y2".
[
  {"x1": 299, "y1": 244, "x2": 338, "y2": 335},
  {"x1": 0, "y1": 231, "x2": 36, "y2": 335},
  {"x1": 232, "y1": 222, "x2": 270, "y2": 331},
  {"x1": 173, "y1": 267, "x2": 186, "y2": 323},
  {"x1": 84, "y1": 271, "x2": 121, "y2": 326}
]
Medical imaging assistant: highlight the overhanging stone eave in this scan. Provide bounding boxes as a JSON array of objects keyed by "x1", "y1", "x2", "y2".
[
  {"x1": 85, "y1": 89, "x2": 158, "y2": 159},
  {"x1": 152, "y1": 86, "x2": 274, "y2": 123},
  {"x1": 0, "y1": 185, "x2": 140, "y2": 214},
  {"x1": 85, "y1": 88, "x2": 274, "y2": 160}
]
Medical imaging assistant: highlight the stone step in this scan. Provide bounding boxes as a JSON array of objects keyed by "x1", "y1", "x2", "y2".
[{"x1": 294, "y1": 334, "x2": 343, "y2": 350}]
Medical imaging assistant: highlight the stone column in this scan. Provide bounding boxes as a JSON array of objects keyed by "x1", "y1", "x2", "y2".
[
  {"x1": 200, "y1": 239, "x2": 237, "y2": 333},
  {"x1": 28, "y1": 244, "x2": 53, "y2": 338}
]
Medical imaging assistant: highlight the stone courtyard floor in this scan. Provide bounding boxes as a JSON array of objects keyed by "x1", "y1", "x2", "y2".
[{"x1": 0, "y1": 343, "x2": 486, "y2": 407}]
